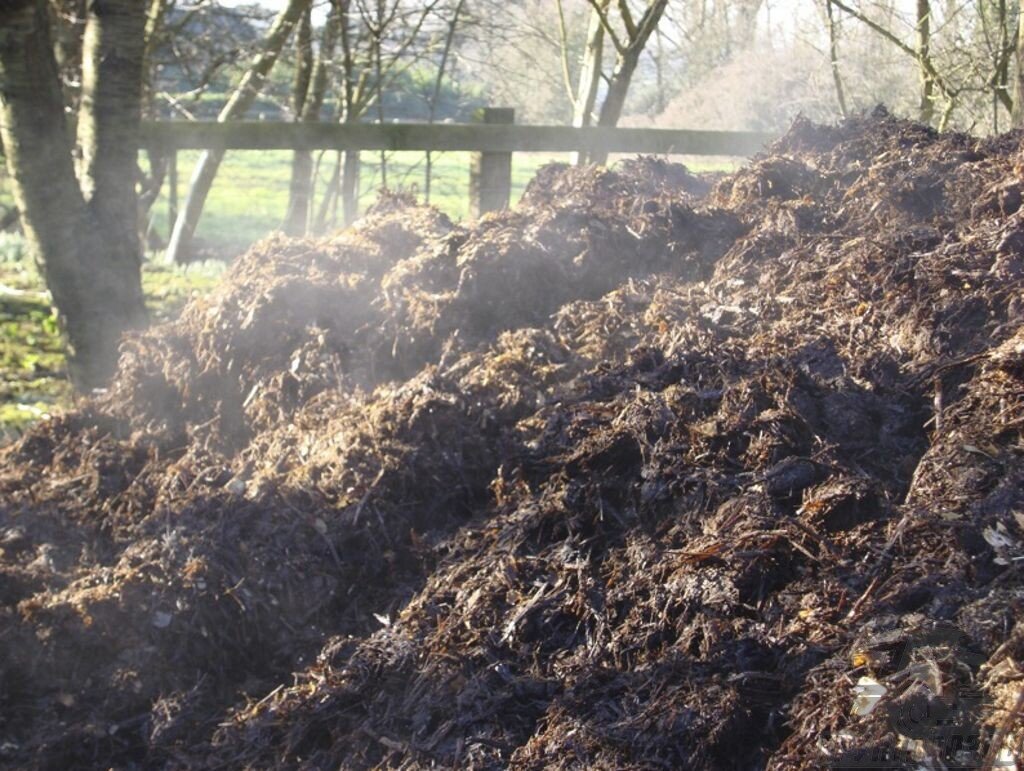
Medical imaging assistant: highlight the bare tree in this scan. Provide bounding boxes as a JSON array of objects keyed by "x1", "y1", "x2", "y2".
[
  {"x1": 569, "y1": 0, "x2": 669, "y2": 164},
  {"x1": 334, "y1": 0, "x2": 366, "y2": 228},
  {"x1": 425, "y1": 0, "x2": 467, "y2": 202},
  {"x1": 0, "y1": 0, "x2": 148, "y2": 389},
  {"x1": 311, "y1": 0, "x2": 446, "y2": 229},
  {"x1": 558, "y1": 0, "x2": 607, "y2": 153},
  {"x1": 284, "y1": 3, "x2": 337, "y2": 236},
  {"x1": 312, "y1": 0, "x2": 372, "y2": 230},
  {"x1": 635, "y1": 0, "x2": 1023, "y2": 135},
  {"x1": 1016, "y1": 0, "x2": 1024, "y2": 125},
  {"x1": 552, "y1": 0, "x2": 674, "y2": 163},
  {"x1": 165, "y1": 0, "x2": 311, "y2": 263},
  {"x1": 826, "y1": 0, "x2": 956, "y2": 128},
  {"x1": 981, "y1": 0, "x2": 1017, "y2": 129}
]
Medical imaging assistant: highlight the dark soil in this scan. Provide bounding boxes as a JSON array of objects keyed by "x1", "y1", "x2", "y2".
[{"x1": 2, "y1": 108, "x2": 1024, "y2": 769}]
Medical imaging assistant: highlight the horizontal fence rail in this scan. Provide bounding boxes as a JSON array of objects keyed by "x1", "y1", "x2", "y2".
[
  {"x1": 144, "y1": 114, "x2": 775, "y2": 230},
  {"x1": 140, "y1": 121, "x2": 775, "y2": 157}
]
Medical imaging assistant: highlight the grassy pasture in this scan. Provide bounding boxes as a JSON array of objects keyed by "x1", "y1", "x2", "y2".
[{"x1": 147, "y1": 149, "x2": 574, "y2": 252}]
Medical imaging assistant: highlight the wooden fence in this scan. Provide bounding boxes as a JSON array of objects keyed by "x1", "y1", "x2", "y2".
[{"x1": 139, "y1": 108, "x2": 775, "y2": 221}]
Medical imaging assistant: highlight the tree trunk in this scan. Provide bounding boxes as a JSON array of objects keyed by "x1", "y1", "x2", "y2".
[
  {"x1": 653, "y1": 26, "x2": 665, "y2": 115},
  {"x1": 916, "y1": 0, "x2": 934, "y2": 125},
  {"x1": 337, "y1": 0, "x2": 361, "y2": 227},
  {"x1": 372, "y1": 2, "x2": 387, "y2": 191},
  {"x1": 282, "y1": 7, "x2": 314, "y2": 236},
  {"x1": 314, "y1": 152, "x2": 341, "y2": 232},
  {"x1": 0, "y1": 0, "x2": 147, "y2": 389},
  {"x1": 589, "y1": 0, "x2": 669, "y2": 165},
  {"x1": 290, "y1": 8, "x2": 314, "y2": 120},
  {"x1": 425, "y1": 0, "x2": 466, "y2": 202},
  {"x1": 595, "y1": 54, "x2": 641, "y2": 130},
  {"x1": 342, "y1": 149, "x2": 360, "y2": 227},
  {"x1": 141, "y1": 0, "x2": 169, "y2": 115},
  {"x1": 166, "y1": 0, "x2": 309, "y2": 262},
  {"x1": 994, "y1": 0, "x2": 1012, "y2": 129},
  {"x1": 826, "y1": 0, "x2": 849, "y2": 118},
  {"x1": 78, "y1": 0, "x2": 148, "y2": 271},
  {"x1": 284, "y1": 5, "x2": 338, "y2": 236},
  {"x1": 1013, "y1": 0, "x2": 1024, "y2": 125},
  {"x1": 572, "y1": 0, "x2": 608, "y2": 165}
]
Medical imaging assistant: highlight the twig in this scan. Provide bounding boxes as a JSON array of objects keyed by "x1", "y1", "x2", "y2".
[{"x1": 845, "y1": 573, "x2": 881, "y2": 620}]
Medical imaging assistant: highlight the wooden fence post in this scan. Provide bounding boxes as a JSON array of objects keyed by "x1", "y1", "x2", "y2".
[{"x1": 469, "y1": 107, "x2": 514, "y2": 217}]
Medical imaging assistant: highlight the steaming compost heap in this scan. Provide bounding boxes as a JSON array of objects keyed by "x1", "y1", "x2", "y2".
[{"x1": 2, "y1": 109, "x2": 1024, "y2": 769}]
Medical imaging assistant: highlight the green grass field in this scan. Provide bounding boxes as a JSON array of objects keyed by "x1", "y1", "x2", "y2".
[
  {"x1": 147, "y1": 150, "x2": 575, "y2": 253},
  {"x1": 1, "y1": 149, "x2": 740, "y2": 441},
  {"x1": 146, "y1": 150, "x2": 742, "y2": 252}
]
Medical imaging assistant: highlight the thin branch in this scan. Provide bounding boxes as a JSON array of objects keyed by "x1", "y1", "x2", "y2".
[
  {"x1": 584, "y1": 0, "x2": 626, "y2": 54},
  {"x1": 827, "y1": 0, "x2": 950, "y2": 99},
  {"x1": 617, "y1": 0, "x2": 636, "y2": 37},
  {"x1": 630, "y1": 0, "x2": 669, "y2": 53},
  {"x1": 555, "y1": 0, "x2": 577, "y2": 107}
]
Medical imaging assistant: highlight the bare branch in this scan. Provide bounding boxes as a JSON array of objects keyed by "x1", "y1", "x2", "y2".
[
  {"x1": 555, "y1": 0, "x2": 577, "y2": 107},
  {"x1": 827, "y1": 0, "x2": 951, "y2": 100},
  {"x1": 584, "y1": 0, "x2": 626, "y2": 54}
]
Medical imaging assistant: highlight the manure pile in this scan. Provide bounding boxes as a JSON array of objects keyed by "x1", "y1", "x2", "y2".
[{"x1": 2, "y1": 109, "x2": 1024, "y2": 769}]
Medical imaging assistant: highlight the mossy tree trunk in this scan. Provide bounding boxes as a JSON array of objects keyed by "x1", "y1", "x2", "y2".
[{"x1": 0, "y1": 0, "x2": 148, "y2": 390}]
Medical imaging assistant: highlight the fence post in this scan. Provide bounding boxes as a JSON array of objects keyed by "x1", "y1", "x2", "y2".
[{"x1": 469, "y1": 107, "x2": 514, "y2": 217}]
